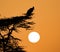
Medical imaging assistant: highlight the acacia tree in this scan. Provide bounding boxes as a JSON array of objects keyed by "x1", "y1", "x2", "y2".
[{"x1": 0, "y1": 7, "x2": 34, "y2": 52}]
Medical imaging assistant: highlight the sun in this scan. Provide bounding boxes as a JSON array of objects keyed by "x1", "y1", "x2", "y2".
[{"x1": 28, "y1": 32, "x2": 40, "y2": 43}]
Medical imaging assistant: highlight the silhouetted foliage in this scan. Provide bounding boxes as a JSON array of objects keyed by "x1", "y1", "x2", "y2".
[{"x1": 0, "y1": 7, "x2": 34, "y2": 52}]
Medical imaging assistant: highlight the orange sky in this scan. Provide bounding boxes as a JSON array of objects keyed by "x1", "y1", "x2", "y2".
[{"x1": 0, "y1": 0, "x2": 60, "y2": 52}]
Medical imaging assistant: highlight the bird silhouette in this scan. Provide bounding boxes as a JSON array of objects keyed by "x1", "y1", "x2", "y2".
[{"x1": 25, "y1": 6, "x2": 34, "y2": 16}]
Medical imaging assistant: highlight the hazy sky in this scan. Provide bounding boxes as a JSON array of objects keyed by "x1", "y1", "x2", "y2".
[{"x1": 0, "y1": 0, "x2": 60, "y2": 52}]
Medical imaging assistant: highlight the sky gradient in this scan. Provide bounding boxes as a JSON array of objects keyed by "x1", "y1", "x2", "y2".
[{"x1": 0, "y1": 0, "x2": 60, "y2": 52}]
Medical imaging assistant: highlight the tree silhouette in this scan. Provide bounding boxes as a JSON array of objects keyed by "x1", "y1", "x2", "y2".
[{"x1": 0, "y1": 7, "x2": 35, "y2": 52}]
